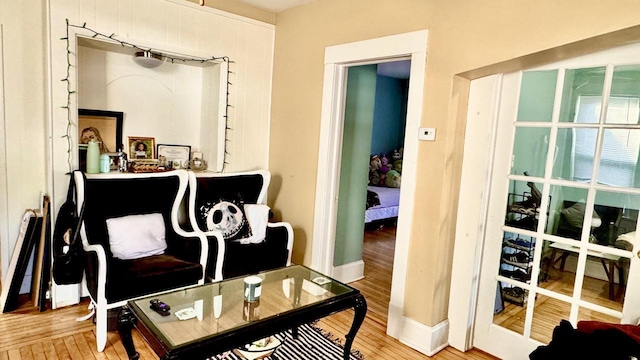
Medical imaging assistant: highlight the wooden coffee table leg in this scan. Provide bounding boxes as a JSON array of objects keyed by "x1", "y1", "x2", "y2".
[
  {"x1": 117, "y1": 307, "x2": 140, "y2": 360},
  {"x1": 344, "y1": 294, "x2": 367, "y2": 360}
]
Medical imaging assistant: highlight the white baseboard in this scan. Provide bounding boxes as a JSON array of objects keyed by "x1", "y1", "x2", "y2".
[
  {"x1": 387, "y1": 302, "x2": 449, "y2": 356},
  {"x1": 332, "y1": 260, "x2": 364, "y2": 283}
]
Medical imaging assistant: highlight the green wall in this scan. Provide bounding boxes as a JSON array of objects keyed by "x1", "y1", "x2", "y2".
[{"x1": 334, "y1": 65, "x2": 377, "y2": 267}]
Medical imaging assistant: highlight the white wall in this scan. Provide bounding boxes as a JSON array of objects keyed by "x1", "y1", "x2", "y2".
[
  {"x1": 0, "y1": 1, "x2": 48, "y2": 284},
  {"x1": 78, "y1": 45, "x2": 205, "y2": 152},
  {"x1": 48, "y1": 0, "x2": 275, "y2": 307}
]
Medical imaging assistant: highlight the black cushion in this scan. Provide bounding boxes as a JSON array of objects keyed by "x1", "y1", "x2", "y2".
[
  {"x1": 106, "y1": 254, "x2": 202, "y2": 303},
  {"x1": 217, "y1": 225, "x2": 289, "y2": 279},
  {"x1": 82, "y1": 176, "x2": 180, "y2": 256}
]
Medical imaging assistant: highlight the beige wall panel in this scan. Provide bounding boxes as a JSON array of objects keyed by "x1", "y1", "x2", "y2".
[
  {"x1": 269, "y1": 0, "x2": 640, "y2": 328},
  {"x1": 0, "y1": 1, "x2": 48, "y2": 278}
]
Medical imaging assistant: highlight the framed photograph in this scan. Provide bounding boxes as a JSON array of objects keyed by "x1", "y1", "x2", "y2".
[
  {"x1": 157, "y1": 144, "x2": 191, "y2": 169},
  {"x1": 128, "y1": 136, "x2": 156, "y2": 160},
  {"x1": 78, "y1": 109, "x2": 124, "y2": 171}
]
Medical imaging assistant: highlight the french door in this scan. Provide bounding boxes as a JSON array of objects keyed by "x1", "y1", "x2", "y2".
[{"x1": 474, "y1": 43, "x2": 640, "y2": 359}]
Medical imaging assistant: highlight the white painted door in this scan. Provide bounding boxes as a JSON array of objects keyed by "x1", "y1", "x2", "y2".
[{"x1": 474, "y1": 42, "x2": 640, "y2": 359}]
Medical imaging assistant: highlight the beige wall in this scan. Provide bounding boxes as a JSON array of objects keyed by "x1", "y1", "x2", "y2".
[
  {"x1": 269, "y1": 0, "x2": 640, "y2": 327},
  {"x1": 186, "y1": 0, "x2": 275, "y2": 24}
]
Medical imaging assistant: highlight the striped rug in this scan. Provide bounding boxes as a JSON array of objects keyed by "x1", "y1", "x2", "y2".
[{"x1": 209, "y1": 323, "x2": 364, "y2": 360}]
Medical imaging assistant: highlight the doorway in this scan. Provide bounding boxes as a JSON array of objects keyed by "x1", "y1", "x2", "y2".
[
  {"x1": 312, "y1": 30, "x2": 430, "y2": 344},
  {"x1": 333, "y1": 61, "x2": 409, "y2": 281},
  {"x1": 459, "y1": 42, "x2": 640, "y2": 359},
  {"x1": 333, "y1": 61, "x2": 410, "y2": 324}
]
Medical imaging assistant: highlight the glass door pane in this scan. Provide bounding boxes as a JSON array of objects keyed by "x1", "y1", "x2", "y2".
[
  {"x1": 552, "y1": 127, "x2": 598, "y2": 182},
  {"x1": 598, "y1": 129, "x2": 640, "y2": 188},
  {"x1": 608, "y1": 65, "x2": 640, "y2": 125},
  {"x1": 517, "y1": 70, "x2": 558, "y2": 122},
  {"x1": 559, "y1": 67, "x2": 606, "y2": 123},
  {"x1": 511, "y1": 127, "x2": 549, "y2": 178}
]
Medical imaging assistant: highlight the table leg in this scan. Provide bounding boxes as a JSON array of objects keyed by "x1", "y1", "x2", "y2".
[
  {"x1": 542, "y1": 249, "x2": 558, "y2": 281},
  {"x1": 343, "y1": 294, "x2": 367, "y2": 360},
  {"x1": 599, "y1": 259, "x2": 615, "y2": 300},
  {"x1": 117, "y1": 307, "x2": 140, "y2": 360},
  {"x1": 609, "y1": 259, "x2": 615, "y2": 300}
]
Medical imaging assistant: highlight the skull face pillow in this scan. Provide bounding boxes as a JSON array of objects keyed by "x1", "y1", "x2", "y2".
[{"x1": 199, "y1": 199, "x2": 252, "y2": 241}]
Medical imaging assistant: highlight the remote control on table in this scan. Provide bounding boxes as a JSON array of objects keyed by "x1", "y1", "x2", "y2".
[{"x1": 150, "y1": 299, "x2": 171, "y2": 316}]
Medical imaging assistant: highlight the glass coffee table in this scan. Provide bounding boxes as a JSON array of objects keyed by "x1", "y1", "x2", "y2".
[{"x1": 117, "y1": 265, "x2": 367, "y2": 360}]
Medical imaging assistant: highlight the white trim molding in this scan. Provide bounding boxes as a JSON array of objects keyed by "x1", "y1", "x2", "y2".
[
  {"x1": 332, "y1": 260, "x2": 364, "y2": 284},
  {"x1": 447, "y1": 75, "x2": 502, "y2": 351},
  {"x1": 389, "y1": 302, "x2": 450, "y2": 357},
  {"x1": 311, "y1": 30, "x2": 428, "y2": 351}
]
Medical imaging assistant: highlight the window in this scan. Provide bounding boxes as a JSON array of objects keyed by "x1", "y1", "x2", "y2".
[{"x1": 573, "y1": 95, "x2": 640, "y2": 187}]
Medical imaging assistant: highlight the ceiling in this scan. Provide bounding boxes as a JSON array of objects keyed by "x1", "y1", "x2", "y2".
[{"x1": 237, "y1": 0, "x2": 314, "y2": 13}]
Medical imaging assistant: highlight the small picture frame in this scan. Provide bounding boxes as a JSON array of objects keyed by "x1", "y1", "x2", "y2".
[
  {"x1": 78, "y1": 109, "x2": 124, "y2": 171},
  {"x1": 128, "y1": 136, "x2": 156, "y2": 160},
  {"x1": 157, "y1": 144, "x2": 191, "y2": 169}
]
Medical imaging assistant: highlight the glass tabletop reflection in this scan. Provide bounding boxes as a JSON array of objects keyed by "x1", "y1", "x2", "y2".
[{"x1": 129, "y1": 265, "x2": 356, "y2": 349}]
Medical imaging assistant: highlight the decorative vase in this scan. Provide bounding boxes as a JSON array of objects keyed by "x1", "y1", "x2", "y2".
[{"x1": 86, "y1": 139, "x2": 100, "y2": 174}]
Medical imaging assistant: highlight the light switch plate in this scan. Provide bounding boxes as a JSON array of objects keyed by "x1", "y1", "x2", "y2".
[{"x1": 418, "y1": 127, "x2": 436, "y2": 141}]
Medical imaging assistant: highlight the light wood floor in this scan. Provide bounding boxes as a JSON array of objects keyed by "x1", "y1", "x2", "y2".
[
  {"x1": 0, "y1": 225, "x2": 497, "y2": 359},
  {"x1": 316, "y1": 224, "x2": 498, "y2": 360},
  {"x1": 494, "y1": 259, "x2": 623, "y2": 344}
]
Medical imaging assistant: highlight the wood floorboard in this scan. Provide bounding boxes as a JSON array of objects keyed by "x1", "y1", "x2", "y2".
[
  {"x1": 0, "y1": 223, "x2": 496, "y2": 359},
  {"x1": 317, "y1": 223, "x2": 497, "y2": 360}
]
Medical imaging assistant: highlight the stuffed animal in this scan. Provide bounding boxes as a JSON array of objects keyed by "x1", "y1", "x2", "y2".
[
  {"x1": 385, "y1": 170, "x2": 401, "y2": 188},
  {"x1": 392, "y1": 149, "x2": 402, "y2": 161},
  {"x1": 370, "y1": 155, "x2": 381, "y2": 172},
  {"x1": 380, "y1": 154, "x2": 391, "y2": 174},
  {"x1": 378, "y1": 173, "x2": 387, "y2": 186},
  {"x1": 369, "y1": 155, "x2": 382, "y2": 185},
  {"x1": 394, "y1": 159, "x2": 403, "y2": 173},
  {"x1": 369, "y1": 169, "x2": 380, "y2": 185}
]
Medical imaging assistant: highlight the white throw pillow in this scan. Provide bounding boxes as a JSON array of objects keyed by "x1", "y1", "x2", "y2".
[
  {"x1": 234, "y1": 204, "x2": 269, "y2": 245},
  {"x1": 617, "y1": 231, "x2": 636, "y2": 243},
  {"x1": 106, "y1": 213, "x2": 167, "y2": 260}
]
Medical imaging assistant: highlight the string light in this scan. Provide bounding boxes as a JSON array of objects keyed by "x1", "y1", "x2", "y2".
[{"x1": 61, "y1": 20, "x2": 233, "y2": 172}]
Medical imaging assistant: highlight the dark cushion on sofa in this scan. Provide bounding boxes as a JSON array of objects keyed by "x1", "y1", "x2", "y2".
[
  {"x1": 216, "y1": 226, "x2": 289, "y2": 279},
  {"x1": 106, "y1": 254, "x2": 202, "y2": 303}
]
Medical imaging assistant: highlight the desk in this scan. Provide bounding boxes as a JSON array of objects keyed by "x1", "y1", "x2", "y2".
[
  {"x1": 545, "y1": 242, "x2": 625, "y2": 300},
  {"x1": 117, "y1": 265, "x2": 366, "y2": 360}
]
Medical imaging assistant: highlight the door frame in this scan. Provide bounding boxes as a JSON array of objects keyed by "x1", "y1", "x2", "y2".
[
  {"x1": 447, "y1": 74, "x2": 503, "y2": 351},
  {"x1": 311, "y1": 30, "x2": 427, "y2": 338}
]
